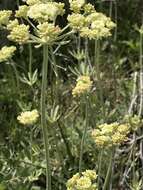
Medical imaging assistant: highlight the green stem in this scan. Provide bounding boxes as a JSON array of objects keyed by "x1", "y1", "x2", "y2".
[
  {"x1": 10, "y1": 61, "x2": 20, "y2": 93},
  {"x1": 97, "y1": 150, "x2": 103, "y2": 188},
  {"x1": 79, "y1": 97, "x2": 89, "y2": 173},
  {"x1": 103, "y1": 148, "x2": 114, "y2": 190},
  {"x1": 94, "y1": 40, "x2": 105, "y2": 120},
  {"x1": 29, "y1": 44, "x2": 32, "y2": 75},
  {"x1": 109, "y1": 0, "x2": 113, "y2": 18},
  {"x1": 57, "y1": 121, "x2": 74, "y2": 163},
  {"x1": 41, "y1": 45, "x2": 51, "y2": 190}
]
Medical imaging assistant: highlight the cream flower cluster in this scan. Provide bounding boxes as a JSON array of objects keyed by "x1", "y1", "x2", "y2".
[
  {"x1": 66, "y1": 170, "x2": 98, "y2": 190},
  {"x1": 0, "y1": 0, "x2": 65, "y2": 46},
  {"x1": 17, "y1": 109, "x2": 39, "y2": 125},
  {"x1": 36, "y1": 23, "x2": 61, "y2": 44},
  {"x1": 68, "y1": 3, "x2": 116, "y2": 39},
  {"x1": 7, "y1": 23, "x2": 30, "y2": 44},
  {"x1": 69, "y1": 0, "x2": 85, "y2": 13},
  {"x1": 27, "y1": 2, "x2": 65, "y2": 22},
  {"x1": 0, "y1": 46, "x2": 16, "y2": 63},
  {"x1": 72, "y1": 76, "x2": 93, "y2": 97},
  {"x1": 16, "y1": 5, "x2": 29, "y2": 18},
  {"x1": 124, "y1": 115, "x2": 142, "y2": 131},
  {"x1": 92, "y1": 122, "x2": 130, "y2": 147},
  {"x1": 0, "y1": 10, "x2": 12, "y2": 26}
]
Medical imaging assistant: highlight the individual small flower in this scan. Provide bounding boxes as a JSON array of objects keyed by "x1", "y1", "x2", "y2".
[
  {"x1": 27, "y1": 2, "x2": 65, "y2": 23},
  {"x1": 69, "y1": 0, "x2": 85, "y2": 13},
  {"x1": 0, "y1": 10, "x2": 12, "y2": 27},
  {"x1": 15, "y1": 5, "x2": 29, "y2": 18},
  {"x1": 0, "y1": 46, "x2": 16, "y2": 63},
  {"x1": 36, "y1": 22, "x2": 61, "y2": 44},
  {"x1": 17, "y1": 109, "x2": 39, "y2": 125},
  {"x1": 68, "y1": 13, "x2": 86, "y2": 30},
  {"x1": 92, "y1": 123, "x2": 130, "y2": 147},
  {"x1": 66, "y1": 170, "x2": 98, "y2": 190},
  {"x1": 72, "y1": 75, "x2": 92, "y2": 97},
  {"x1": 7, "y1": 19, "x2": 19, "y2": 30},
  {"x1": 8, "y1": 24, "x2": 30, "y2": 44}
]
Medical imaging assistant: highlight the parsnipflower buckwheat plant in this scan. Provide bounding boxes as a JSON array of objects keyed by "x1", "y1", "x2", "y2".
[
  {"x1": 92, "y1": 122, "x2": 130, "y2": 147},
  {"x1": 0, "y1": 1, "x2": 66, "y2": 190},
  {"x1": 72, "y1": 75, "x2": 93, "y2": 97},
  {"x1": 124, "y1": 114, "x2": 142, "y2": 131},
  {"x1": 66, "y1": 170, "x2": 98, "y2": 190},
  {"x1": 17, "y1": 109, "x2": 39, "y2": 125},
  {"x1": 0, "y1": 0, "x2": 118, "y2": 189},
  {"x1": 68, "y1": 2, "x2": 116, "y2": 39}
]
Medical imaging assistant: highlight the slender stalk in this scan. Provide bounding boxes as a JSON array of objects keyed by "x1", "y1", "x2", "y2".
[
  {"x1": 29, "y1": 44, "x2": 32, "y2": 75},
  {"x1": 97, "y1": 150, "x2": 103, "y2": 188},
  {"x1": 139, "y1": 32, "x2": 143, "y2": 117},
  {"x1": 85, "y1": 38, "x2": 92, "y2": 69},
  {"x1": 114, "y1": 0, "x2": 118, "y2": 42},
  {"x1": 128, "y1": 72, "x2": 138, "y2": 115},
  {"x1": 10, "y1": 61, "x2": 20, "y2": 93},
  {"x1": 103, "y1": 148, "x2": 114, "y2": 190},
  {"x1": 94, "y1": 40, "x2": 105, "y2": 119},
  {"x1": 79, "y1": 97, "x2": 89, "y2": 173},
  {"x1": 132, "y1": 133, "x2": 136, "y2": 183},
  {"x1": 57, "y1": 121, "x2": 74, "y2": 163},
  {"x1": 41, "y1": 45, "x2": 51, "y2": 190},
  {"x1": 109, "y1": 0, "x2": 113, "y2": 18},
  {"x1": 138, "y1": 31, "x2": 143, "y2": 170}
]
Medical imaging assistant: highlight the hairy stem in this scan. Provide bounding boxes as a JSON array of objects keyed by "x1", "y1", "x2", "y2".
[
  {"x1": 79, "y1": 97, "x2": 89, "y2": 173},
  {"x1": 41, "y1": 45, "x2": 51, "y2": 190},
  {"x1": 97, "y1": 150, "x2": 103, "y2": 188},
  {"x1": 103, "y1": 148, "x2": 114, "y2": 190}
]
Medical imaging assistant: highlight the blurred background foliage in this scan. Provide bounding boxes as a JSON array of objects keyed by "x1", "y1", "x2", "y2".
[{"x1": 0, "y1": 0, "x2": 143, "y2": 190}]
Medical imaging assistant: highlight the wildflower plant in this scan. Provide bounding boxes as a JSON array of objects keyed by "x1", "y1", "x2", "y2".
[
  {"x1": 1, "y1": 0, "x2": 139, "y2": 190},
  {"x1": 68, "y1": 2, "x2": 116, "y2": 39},
  {"x1": 66, "y1": 170, "x2": 98, "y2": 190},
  {"x1": 92, "y1": 123, "x2": 130, "y2": 147},
  {"x1": 72, "y1": 75, "x2": 93, "y2": 97},
  {"x1": 17, "y1": 109, "x2": 39, "y2": 125}
]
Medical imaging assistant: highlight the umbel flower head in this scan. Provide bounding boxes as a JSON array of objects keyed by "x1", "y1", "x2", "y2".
[
  {"x1": 7, "y1": 19, "x2": 19, "y2": 31},
  {"x1": 69, "y1": 0, "x2": 85, "y2": 13},
  {"x1": 27, "y1": 2, "x2": 65, "y2": 23},
  {"x1": 92, "y1": 122, "x2": 130, "y2": 147},
  {"x1": 0, "y1": 46, "x2": 16, "y2": 63},
  {"x1": 67, "y1": 13, "x2": 86, "y2": 31},
  {"x1": 8, "y1": 24, "x2": 30, "y2": 44},
  {"x1": 15, "y1": 5, "x2": 29, "y2": 18},
  {"x1": 0, "y1": 10, "x2": 12, "y2": 27},
  {"x1": 17, "y1": 109, "x2": 39, "y2": 125},
  {"x1": 68, "y1": 3, "x2": 116, "y2": 39},
  {"x1": 66, "y1": 170, "x2": 98, "y2": 190},
  {"x1": 124, "y1": 115, "x2": 142, "y2": 131},
  {"x1": 72, "y1": 75, "x2": 93, "y2": 97},
  {"x1": 36, "y1": 22, "x2": 61, "y2": 45}
]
